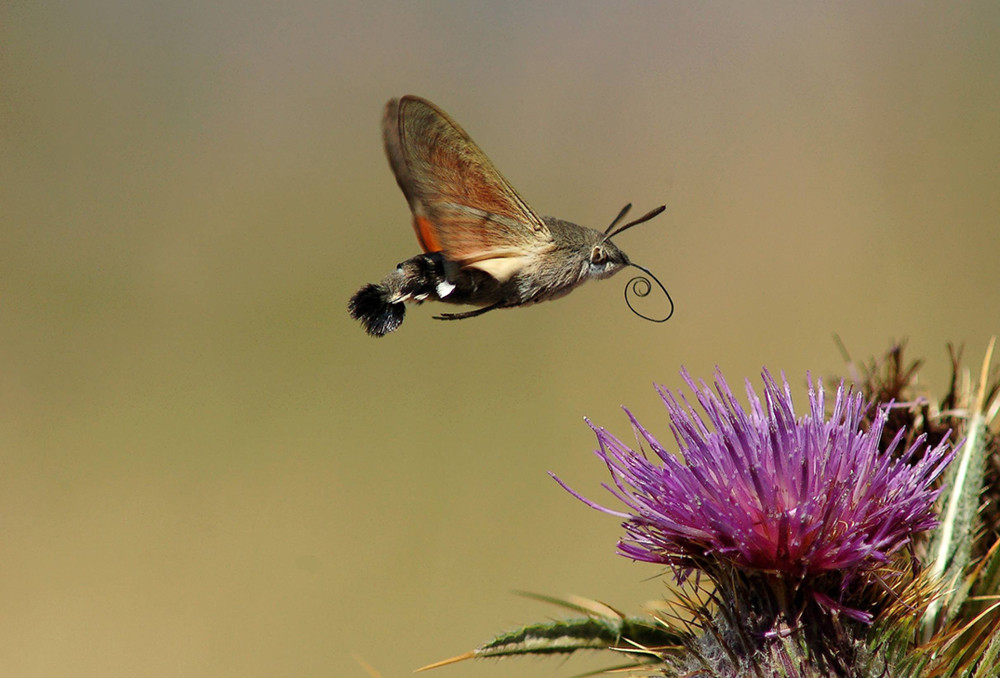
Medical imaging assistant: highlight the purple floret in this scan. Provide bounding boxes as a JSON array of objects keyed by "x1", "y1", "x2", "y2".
[{"x1": 556, "y1": 368, "x2": 953, "y2": 586}]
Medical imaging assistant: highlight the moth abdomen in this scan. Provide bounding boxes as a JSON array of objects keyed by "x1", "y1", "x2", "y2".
[
  {"x1": 349, "y1": 253, "x2": 456, "y2": 336},
  {"x1": 348, "y1": 258, "x2": 433, "y2": 337},
  {"x1": 349, "y1": 251, "x2": 513, "y2": 335},
  {"x1": 348, "y1": 283, "x2": 406, "y2": 337}
]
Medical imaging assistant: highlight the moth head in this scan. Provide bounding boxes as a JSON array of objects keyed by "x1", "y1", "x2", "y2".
[
  {"x1": 586, "y1": 203, "x2": 667, "y2": 279},
  {"x1": 587, "y1": 240, "x2": 630, "y2": 279},
  {"x1": 593, "y1": 203, "x2": 675, "y2": 323}
]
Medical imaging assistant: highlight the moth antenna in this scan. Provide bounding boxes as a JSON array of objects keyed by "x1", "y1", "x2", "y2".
[
  {"x1": 623, "y1": 263, "x2": 674, "y2": 323},
  {"x1": 606, "y1": 205, "x2": 666, "y2": 240},
  {"x1": 603, "y1": 203, "x2": 633, "y2": 236}
]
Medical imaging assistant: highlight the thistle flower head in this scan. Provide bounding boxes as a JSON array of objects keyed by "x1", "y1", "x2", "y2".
[{"x1": 558, "y1": 368, "x2": 954, "y2": 624}]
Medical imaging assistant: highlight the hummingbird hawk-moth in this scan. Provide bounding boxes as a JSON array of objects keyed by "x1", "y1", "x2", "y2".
[{"x1": 349, "y1": 95, "x2": 672, "y2": 337}]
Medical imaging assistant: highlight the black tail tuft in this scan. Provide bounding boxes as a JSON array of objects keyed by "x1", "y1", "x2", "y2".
[{"x1": 348, "y1": 284, "x2": 405, "y2": 337}]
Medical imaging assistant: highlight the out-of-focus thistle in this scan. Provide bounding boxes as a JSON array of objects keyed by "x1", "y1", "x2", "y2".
[{"x1": 421, "y1": 341, "x2": 1000, "y2": 677}]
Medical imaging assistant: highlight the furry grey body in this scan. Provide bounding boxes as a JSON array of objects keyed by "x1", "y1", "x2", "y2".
[{"x1": 348, "y1": 216, "x2": 631, "y2": 337}]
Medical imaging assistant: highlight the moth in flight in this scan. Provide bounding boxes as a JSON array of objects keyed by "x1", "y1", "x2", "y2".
[{"x1": 349, "y1": 95, "x2": 672, "y2": 337}]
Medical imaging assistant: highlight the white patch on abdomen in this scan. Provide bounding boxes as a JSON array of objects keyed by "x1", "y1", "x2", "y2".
[{"x1": 436, "y1": 280, "x2": 456, "y2": 298}]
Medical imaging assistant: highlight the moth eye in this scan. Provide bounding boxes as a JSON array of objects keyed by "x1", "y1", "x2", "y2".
[{"x1": 591, "y1": 247, "x2": 607, "y2": 265}]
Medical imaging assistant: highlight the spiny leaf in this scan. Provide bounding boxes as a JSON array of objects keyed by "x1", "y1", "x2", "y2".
[
  {"x1": 418, "y1": 616, "x2": 682, "y2": 672},
  {"x1": 942, "y1": 599, "x2": 1000, "y2": 677},
  {"x1": 924, "y1": 338, "x2": 996, "y2": 638},
  {"x1": 972, "y1": 537, "x2": 1000, "y2": 603},
  {"x1": 971, "y1": 624, "x2": 1000, "y2": 678}
]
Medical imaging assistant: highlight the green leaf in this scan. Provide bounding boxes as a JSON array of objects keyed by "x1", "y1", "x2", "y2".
[
  {"x1": 923, "y1": 340, "x2": 996, "y2": 638},
  {"x1": 419, "y1": 615, "x2": 684, "y2": 672},
  {"x1": 971, "y1": 623, "x2": 1000, "y2": 678},
  {"x1": 474, "y1": 615, "x2": 678, "y2": 658}
]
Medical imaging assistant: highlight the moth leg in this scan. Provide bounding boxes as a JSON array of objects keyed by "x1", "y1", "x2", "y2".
[{"x1": 433, "y1": 302, "x2": 502, "y2": 321}]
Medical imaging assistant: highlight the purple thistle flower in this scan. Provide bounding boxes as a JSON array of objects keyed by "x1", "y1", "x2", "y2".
[{"x1": 555, "y1": 368, "x2": 954, "y2": 618}]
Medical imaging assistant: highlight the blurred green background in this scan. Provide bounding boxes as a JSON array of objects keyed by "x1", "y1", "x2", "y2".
[{"x1": 2, "y1": 2, "x2": 999, "y2": 676}]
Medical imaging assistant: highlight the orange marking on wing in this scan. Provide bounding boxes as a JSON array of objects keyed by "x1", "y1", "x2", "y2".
[{"x1": 413, "y1": 215, "x2": 443, "y2": 253}]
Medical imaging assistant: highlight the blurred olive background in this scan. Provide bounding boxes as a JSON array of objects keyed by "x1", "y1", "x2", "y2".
[{"x1": 2, "y1": 2, "x2": 999, "y2": 676}]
